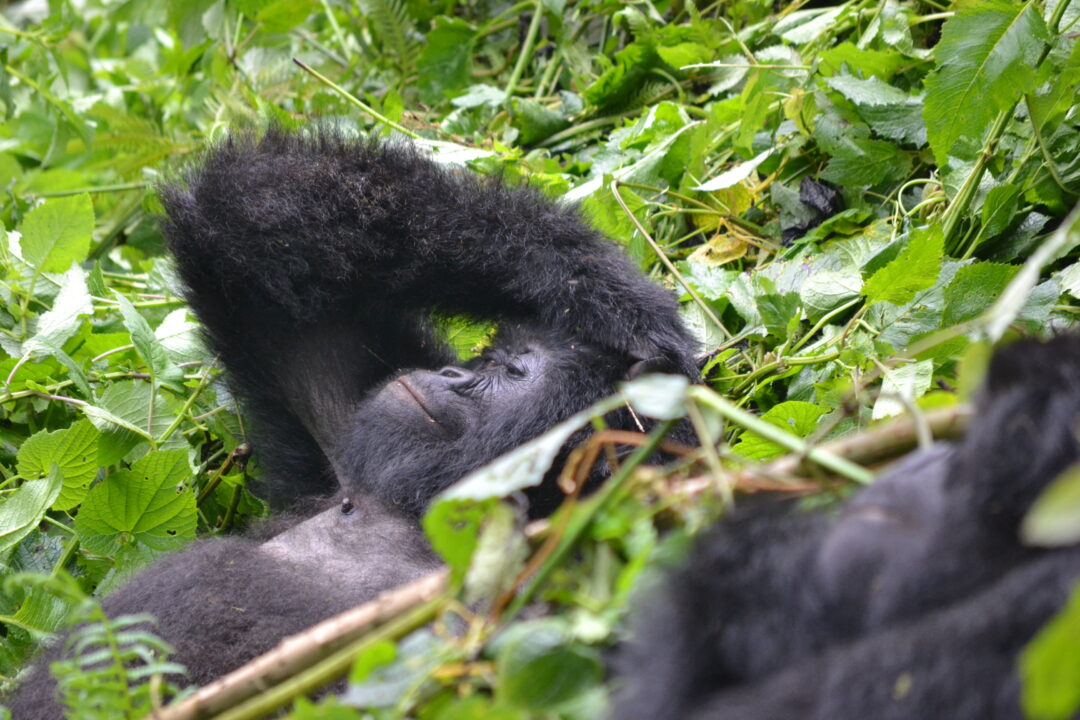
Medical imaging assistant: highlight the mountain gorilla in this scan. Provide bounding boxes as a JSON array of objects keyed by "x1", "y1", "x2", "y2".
[
  {"x1": 162, "y1": 128, "x2": 698, "y2": 516},
  {"x1": 613, "y1": 334, "x2": 1080, "y2": 720},
  {"x1": 5, "y1": 129, "x2": 697, "y2": 717}
]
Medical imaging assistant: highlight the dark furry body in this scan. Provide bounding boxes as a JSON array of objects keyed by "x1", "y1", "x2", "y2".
[
  {"x1": 7, "y1": 128, "x2": 697, "y2": 715},
  {"x1": 614, "y1": 334, "x2": 1080, "y2": 720}
]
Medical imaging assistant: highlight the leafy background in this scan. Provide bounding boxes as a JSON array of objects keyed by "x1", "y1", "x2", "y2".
[{"x1": 0, "y1": 0, "x2": 1079, "y2": 718}]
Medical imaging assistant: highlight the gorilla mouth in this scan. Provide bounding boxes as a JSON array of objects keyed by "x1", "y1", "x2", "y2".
[{"x1": 395, "y1": 378, "x2": 439, "y2": 425}]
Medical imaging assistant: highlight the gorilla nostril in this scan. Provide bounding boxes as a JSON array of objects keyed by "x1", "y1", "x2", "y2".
[{"x1": 438, "y1": 366, "x2": 474, "y2": 381}]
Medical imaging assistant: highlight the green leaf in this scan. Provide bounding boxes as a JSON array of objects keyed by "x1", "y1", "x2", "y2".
[
  {"x1": 16, "y1": 420, "x2": 100, "y2": 511},
  {"x1": 114, "y1": 291, "x2": 183, "y2": 389},
  {"x1": 800, "y1": 269, "x2": 862, "y2": 323},
  {"x1": 1021, "y1": 462, "x2": 1080, "y2": 548},
  {"x1": 923, "y1": 0, "x2": 1048, "y2": 164},
  {"x1": 417, "y1": 18, "x2": 476, "y2": 105},
  {"x1": 862, "y1": 227, "x2": 944, "y2": 307},
  {"x1": 25, "y1": 265, "x2": 92, "y2": 354},
  {"x1": 74, "y1": 449, "x2": 196, "y2": 557},
  {"x1": 871, "y1": 359, "x2": 933, "y2": 420},
  {"x1": 621, "y1": 374, "x2": 689, "y2": 421},
  {"x1": 509, "y1": 99, "x2": 570, "y2": 146},
  {"x1": 981, "y1": 184, "x2": 1023, "y2": 241},
  {"x1": 495, "y1": 619, "x2": 602, "y2": 710},
  {"x1": 942, "y1": 262, "x2": 1019, "y2": 327},
  {"x1": 732, "y1": 401, "x2": 829, "y2": 461},
  {"x1": 83, "y1": 381, "x2": 180, "y2": 465},
  {"x1": 422, "y1": 498, "x2": 497, "y2": 586},
  {"x1": 825, "y1": 74, "x2": 925, "y2": 145},
  {"x1": 18, "y1": 194, "x2": 94, "y2": 273},
  {"x1": 0, "y1": 469, "x2": 63, "y2": 555},
  {"x1": 1020, "y1": 582, "x2": 1080, "y2": 720}
]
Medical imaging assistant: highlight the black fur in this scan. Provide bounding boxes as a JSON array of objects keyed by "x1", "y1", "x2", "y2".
[
  {"x1": 159, "y1": 128, "x2": 697, "y2": 514},
  {"x1": 613, "y1": 334, "x2": 1080, "y2": 719}
]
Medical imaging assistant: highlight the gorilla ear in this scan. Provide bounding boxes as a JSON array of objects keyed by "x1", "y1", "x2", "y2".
[{"x1": 626, "y1": 355, "x2": 677, "y2": 380}]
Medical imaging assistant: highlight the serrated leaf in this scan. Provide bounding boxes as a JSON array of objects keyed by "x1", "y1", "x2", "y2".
[
  {"x1": 732, "y1": 401, "x2": 829, "y2": 461},
  {"x1": 1020, "y1": 582, "x2": 1080, "y2": 720},
  {"x1": 1020, "y1": 462, "x2": 1080, "y2": 548},
  {"x1": 74, "y1": 449, "x2": 195, "y2": 557},
  {"x1": 923, "y1": 1, "x2": 1049, "y2": 164},
  {"x1": 942, "y1": 262, "x2": 1019, "y2": 327},
  {"x1": 0, "y1": 468, "x2": 63, "y2": 555},
  {"x1": 16, "y1": 420, "x2": 100, "y2": 511},
  {"x1": 18, "y1": 194, "x2": 94, "y2": 273},
  {"x1": 862, "y1": 227, "x2": 944, "y2": 307},
  {"x1": 83, "y1": 381, "x2": 174, "y2": 465},
  {"x1": 872, "y1": 359, "x2": 933, "y2": 420}
]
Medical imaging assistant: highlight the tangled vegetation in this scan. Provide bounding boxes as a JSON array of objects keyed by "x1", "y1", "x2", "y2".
[{"x1": 0, "y1": 0, "x2": 1078, "y2": 718}]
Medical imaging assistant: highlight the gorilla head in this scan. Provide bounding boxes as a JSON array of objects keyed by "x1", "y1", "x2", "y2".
[{"x1": 345, "y1": 326, "x2": 633, "y2": 516}]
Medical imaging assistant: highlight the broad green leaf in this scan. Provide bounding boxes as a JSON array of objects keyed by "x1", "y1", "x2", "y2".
[
  {"x1": 1020, "y1": 582, "x2": 1080, "y2": 720},
  {"x1": 24, "y1": 265, "x2": 92, "y2": 354},
  {"x1": 981, "y1": 184, "x2": 1023, "y2": 241},
  {"x1": 622, "y1": 374, "x2": 689, "y2": 421},
  {"x1": 862, "y1": 227, "x2": 944, "y2": 307},
  {"x1": 114, "y1": 291, "x2": 183, "y2": 389},
  {"x1": 872, "y1": 359, "x2": 933, "y2": 420},
  {"x1": 422, "y1": 498, "x2": 497, "y2": 586},
  {"x1": 463, "y1": 503, "x2": 527, "y2": 605},
  {"x1": 18, "y1": 194, "x2": 94, "y2": 273},
  {"x1": 83, "y1": 381, "x2": 179, "y2": 465},
  {"x1": 825, "y1": 74, "x2": 925, "y2": 145},
  {"x1": 16, "y1": 420, "x2": 100, "y2": 511},
  {"x1": 1059, "y1": 262, "x2": 1080, "y2": 300},
  {"x1": 510, "y1": 99, "x2": 570, "y2": 146},
  {"x1": 348, "y1": 641, "x2": 397, "y2": 684},
  {"x1": 923, "y1": 1, "x2": 1048, "y2": 164},
  {"x1": 800, "y1": 269, "x2": 862, "y2": 322},
  {"x1": 732, "y1": 401, "x2": 829, "y2": 461},
  {"x1": 417, "y1": 18, "x2": 476, "y2": 104},
  {"x1": 942, "y1": 262, "x2": 1018, "y2": 327},
  {"x1": 74, "y1": 449, "x2": 196, "y2": 556},
  {"x1": 1021, "y1": 462, "x2": 1080, "y2": 548},
  {"x1": 0, "y1": 468, "x2": 63, "y2": 555},
  {"x1": 495, "y1": 619, "x2": 602, "y2": 710}
]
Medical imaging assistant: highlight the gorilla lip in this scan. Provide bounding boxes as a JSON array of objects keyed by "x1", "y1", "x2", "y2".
[{"x1": 395, "y1": 378, "x2": 439, "y2": 424}]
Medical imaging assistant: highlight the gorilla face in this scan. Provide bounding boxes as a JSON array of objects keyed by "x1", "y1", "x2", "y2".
[{"x1": 341, "y1": 325, "x2": 627, "y2": 516}]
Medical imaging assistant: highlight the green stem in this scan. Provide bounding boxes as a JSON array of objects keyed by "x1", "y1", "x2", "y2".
[
  {"x1": 689, "y1": 386, "x2": 874, "y2": 484},
  {"x1": 504, "y1": 419, "x2": 677, "y2": 619},
  {"x1": 504, "y1": 1, "x2": 544, "y2": 100},
  {"x1": 292, "y1": 58, "x2": 420, "y2": 139}
]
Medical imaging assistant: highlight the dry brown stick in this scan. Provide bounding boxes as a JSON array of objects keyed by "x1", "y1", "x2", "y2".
[
  {"x1": 701, "y1": 404, "x2": 973, "y2": 495},
  {"x1": 145, "y1": 568, "x2": 449, "y2": 720}
]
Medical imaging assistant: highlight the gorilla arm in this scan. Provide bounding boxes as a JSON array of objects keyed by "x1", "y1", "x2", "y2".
[{"x1": 160, "y1": 129, "x2": 696, "y2": 502}]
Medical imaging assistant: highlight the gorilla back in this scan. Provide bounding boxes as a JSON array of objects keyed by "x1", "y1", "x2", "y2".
[
  {"x1": 613, "y1": 334, "x2": 1080, "y2": 720},
  {"x1": 161, "y1": 129, "x2": 697, "y2": 515}
]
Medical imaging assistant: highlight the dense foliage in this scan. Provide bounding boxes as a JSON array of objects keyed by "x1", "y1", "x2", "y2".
[{"x1": 0, "y1": 0, "x2": 1078, "y2": 718}]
